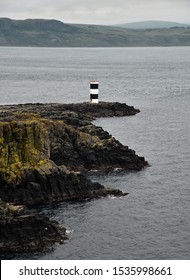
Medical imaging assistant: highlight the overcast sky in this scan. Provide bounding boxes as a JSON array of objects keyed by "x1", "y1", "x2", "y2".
[{"x1": 0, "y1": 0, "x2": 190, "y2": 25}]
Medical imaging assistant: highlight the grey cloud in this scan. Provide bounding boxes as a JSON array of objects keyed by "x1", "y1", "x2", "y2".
[{"x1": 0, "y1": 0, "x2": 189, "y2": 24}]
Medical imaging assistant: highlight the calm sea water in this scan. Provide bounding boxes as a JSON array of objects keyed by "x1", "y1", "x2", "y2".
[{"x1": 0, "y1": 47, "x2": 190, "y2": 259}]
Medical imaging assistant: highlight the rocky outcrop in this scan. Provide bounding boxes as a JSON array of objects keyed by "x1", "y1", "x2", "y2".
[
  {"x1": 0, "y1": 199, "x2": 66, "y2": 253},
  {"x1": 0, "y1": 101, "x2": 140, "y2": 122},
  {"x1": 0, "y1": 103, "x2": 148, "y2": 205},
  {"x1": 0, "y1": 115, "x2": 127, "y2": 205},
  {"x1": 0, "y1": 101, "x2": 148, "y2": 253},
  {"x1": 0, "y1": 102, "x2": 147, "y2": 175},
  {"x1": 49, "y1": 120, "x2": 146, "y2": 172}
]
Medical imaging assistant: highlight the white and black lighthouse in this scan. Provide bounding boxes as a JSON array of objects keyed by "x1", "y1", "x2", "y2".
[{"x1": 90, "y1": 80, "x2": 99, "y2": 103}]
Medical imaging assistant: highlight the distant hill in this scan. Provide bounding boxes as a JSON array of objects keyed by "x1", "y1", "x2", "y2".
[
  {"x1": 114, "y1": 20, "x2": 190, "y2": 29},
  {"x1": 0, "y1": 18, "x2": 190, "y2": 47}
]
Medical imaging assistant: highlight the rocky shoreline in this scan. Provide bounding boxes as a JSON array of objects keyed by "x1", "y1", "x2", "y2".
[
  {"x1": 0, "y1": 102, "x2": 148, "y2": 253},
  {"x1": 0, "y1": 199, "x2": 67, "y2": 253}
]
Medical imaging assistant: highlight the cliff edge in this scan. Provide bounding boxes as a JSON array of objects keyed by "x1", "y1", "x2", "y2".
[{"x1": 0, "y1": 102, "x2": 148, "y2": 253}]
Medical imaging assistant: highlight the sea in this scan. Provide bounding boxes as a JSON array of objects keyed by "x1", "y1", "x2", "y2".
[{"x1": 0, "y1": 46, "x2": 190, "y2": 260}]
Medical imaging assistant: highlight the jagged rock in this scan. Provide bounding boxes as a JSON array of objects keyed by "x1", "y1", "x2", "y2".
[
  {"x1": 0, "y1": 102, "x2": 140, "y2": 123},
  {"x1": 0, "y1": 102, "x2": 148, "y2": 204},
  {"x1": 0, "y1": 199, "x2": 66, "y2": 253},
  {"x1": 0, "y1": 101, "x2": 148, "y2": 253},
  {"x1": 0, "y1": 112, "x2": 132, "y2": 205}
]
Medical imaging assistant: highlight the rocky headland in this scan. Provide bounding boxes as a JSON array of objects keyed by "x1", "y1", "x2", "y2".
[{"x1": 0, "y1": 102, "x2": 148, "y2": 253}]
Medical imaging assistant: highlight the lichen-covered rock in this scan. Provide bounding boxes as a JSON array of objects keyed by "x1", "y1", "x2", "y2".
[
  {"x1": 0, "y1": 102, "x2": 148, "y2": 253},
  {"x1": 0, "y1": 116, "x2": 50, "y2": 185},
  {"x1": 0, "y1": 102, "x2": 148, "y2": 206},
  {"x1": 0, "y1": 114, "x2": 128, "y2": 205},
  {"x1": 0, "y1": 101, "x2": 147, "y2": 253}
]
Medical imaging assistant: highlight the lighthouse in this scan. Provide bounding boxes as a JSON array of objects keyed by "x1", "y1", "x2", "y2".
[{"x1": 90, "y1": 80, "x2": 99, "y2": 103}]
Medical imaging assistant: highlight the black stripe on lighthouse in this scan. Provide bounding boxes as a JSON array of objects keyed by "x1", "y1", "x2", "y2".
[
  {"x1": 90, "y1": 80, "x2": 99, "y2": 103},
  {"x1": 90, "y1": 84, "x2": 99, "y2": 89},
  {"x1": 90, "y1": 94, "x2": 98, "y2": 99}
]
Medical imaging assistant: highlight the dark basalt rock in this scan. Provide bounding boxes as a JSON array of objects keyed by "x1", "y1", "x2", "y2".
[
  {"x1": 0, "y1": 102, "x2": 140, "y2": 123},
  {"x1": 0, "y1": 164, "x2": 127, "y2": 206},
  {"x1": 0, "y1": 199, "x2": 66, "y2": 253},
  {"x1": 0, "y1": 114, "x2": 130, "y2": 206},
  {"x1": 0, "y1": 102, "x2": 148, "y2": 205},
  {"x1": 0, "y1": 101, "x2": 148, "y2": 253}
]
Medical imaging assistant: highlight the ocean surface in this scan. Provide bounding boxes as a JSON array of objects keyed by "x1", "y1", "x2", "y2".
[{"x1": 0, "y1": 46, "x2": 190, "y2": 260}]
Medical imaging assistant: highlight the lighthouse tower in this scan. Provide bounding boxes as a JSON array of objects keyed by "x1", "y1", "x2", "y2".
[{"x1": 90, "y1": 80, "x2": 99, "y2": 103}]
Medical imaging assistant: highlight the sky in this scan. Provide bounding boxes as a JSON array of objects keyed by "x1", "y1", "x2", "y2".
[{"x1": 0, "y1": 0, "x2": 190, "y2": 25}]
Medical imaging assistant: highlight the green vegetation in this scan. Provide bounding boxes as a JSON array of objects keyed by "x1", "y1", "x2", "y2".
[
  {"x1": 0, "y1": 18, "x2": 190, "y2": 47},
  {"x1": 0, "y1": 111, "x2": 118, "y2": 184},
  {"x1": 0, "y1": 114, "x2": 52, "y2": 184}
]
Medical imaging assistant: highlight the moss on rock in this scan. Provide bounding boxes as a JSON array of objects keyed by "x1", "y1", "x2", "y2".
[{"x1": 0, "y1": 115, "x2": 53, "y2": 184}]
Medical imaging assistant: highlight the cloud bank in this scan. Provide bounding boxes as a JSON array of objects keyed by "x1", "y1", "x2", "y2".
[{"x1": 0, "y1": 0, "x2": 189, "y2": 24}]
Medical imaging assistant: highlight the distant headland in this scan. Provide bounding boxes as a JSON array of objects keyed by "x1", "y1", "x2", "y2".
[{"x1": 0, "y1": 18, "x2": 190, "y2": 47}]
